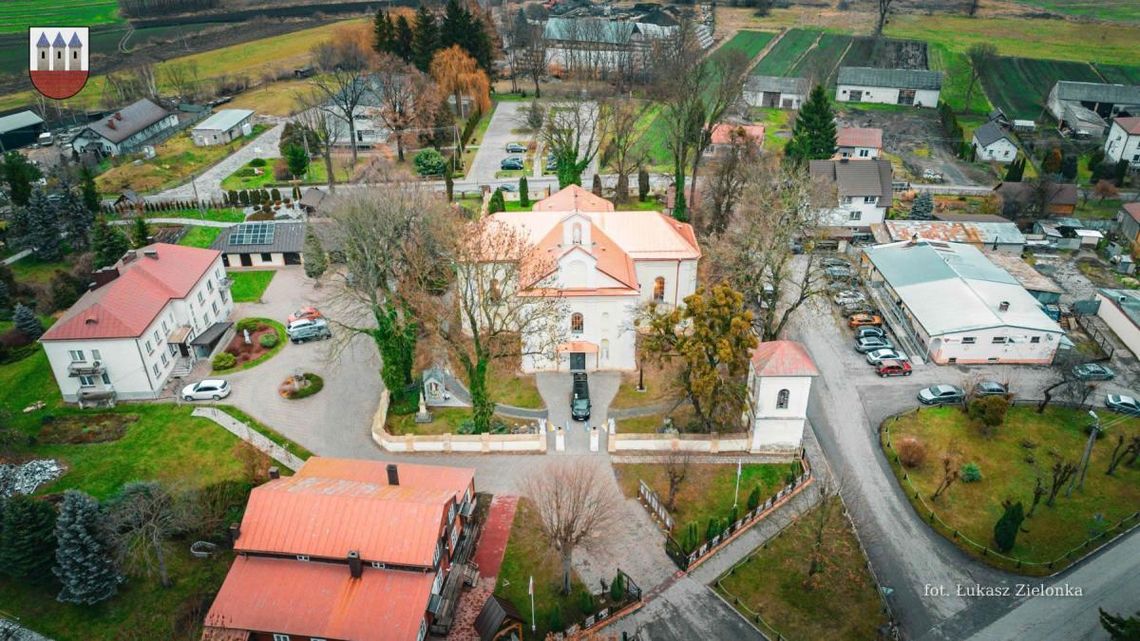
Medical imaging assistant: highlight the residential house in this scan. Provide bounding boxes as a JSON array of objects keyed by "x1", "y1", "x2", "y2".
[
  {"x1": 744, "y1": 75, "x2": 809, "y2": 110},
  {"x1": 1032, "y1": 219, "x2": 1082, "y2": 250},
  {"x1": 1047, "y1": 81, "x2": 1140, "y2": 137},
  {"x1": 40, "y1": 244, "x2": 233, "y2": 405},
  {"x1": 836, "y1": 67, "x2": 942, "y2": 108},
  {"x1": 71, "y1": 98, "x2": 178, "y2": 156},
  {"x1": 876, "y1": 220, "x2": 1026, "y2": 254},
  {"x1": 211, "y1": 221, "x2": 305, "y2": 267},
  {"x1": 475, "y1": 184, "x2": 700, "y2": 372},
  {"x1": 0, "y1": 110, "x2": 44, "y2": 150},
  {"x1": 111, "y1": 189, "x2": 145, "y2": 214},
  {"x1": 863, "y1": 240, "x2": 1064, "y2": 365},
  {"x1": 203, "y1": 459, "x2": 478, "y2": 641},
  {"x1": 745, "y1": 341, "x2": 819, "y2": 456},
  {"x1": 543, "y1": 17, "x2": 698, "y2": 76},
  {"x1": 1117, "y1": 202, "x2": 1140, "y2": 246},
  {"x1": 1095, "y1": 289, "x2": 1140, "y2": 358},
  {"x1": 986, "y1": 252, "x2": 1064, "y2": 305},
  {"x1": 1104, "y1": 116, "x2": 1140, "y2": 168},
  {"x1": 809, "y1": 158, "x2": 894, "y2": 228},
  {"x1": 994, "y1": 181, "x2": 1078, "y2": 217},
  {"x1": 705, "y1": 122, "x2": 764, "y2": 156},
  {"x1": 190, "y1": 109, "x2": 254, "y2": 146},
  {"x1": 836, "y1": 126, "x2": 883, "y2": 159},
  {"x1": 972, "y1": 121, "x2": 1018, "y2": 163}
]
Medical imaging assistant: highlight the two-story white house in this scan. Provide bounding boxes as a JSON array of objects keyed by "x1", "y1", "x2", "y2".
[
  {"x1": 836, "y1": 126, "x2": 883, "y2": 159},
  {"x1": 40, "y1": 244, "x2": 234, "y2": 405},
  {"x1": 71, "y1": 98, "x2": 178, "y2": 156},
  {"x1": 972, "y1": 121, "x2": 1018, "y2": 163},
  {"x1": 809, "y1": 158, "x2": 893, "y2": 229},
  {"x1": 1105, "y1": 116, "x2": 1140, "y2": 168},
  {"x1": 477, "y1": 185, "x2": 701, "y2": 373},
  {"x1": 744, "y1": 341, "x2": 819, "y2": 456}
]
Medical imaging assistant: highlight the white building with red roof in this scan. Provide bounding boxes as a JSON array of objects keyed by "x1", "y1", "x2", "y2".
[
  {"x1": 836, "y1": 126, "x2": 884, "y2": 159},
  {"x1": 40, "y1": 243, "x2": 233, "y2": 404},
  {"x1": 483, "y1": 185, "x2": 701, "y2": 372},
  {"x1": 745, "y1": 341, "x2": 819, "y2": 454}
]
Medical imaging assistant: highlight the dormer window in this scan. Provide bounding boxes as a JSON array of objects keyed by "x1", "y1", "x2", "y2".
[{"x1": 572, "y1": 223, "x2": 583, "y2": 244}]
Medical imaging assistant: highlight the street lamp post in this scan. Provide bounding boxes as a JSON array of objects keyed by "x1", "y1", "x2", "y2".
[{"x1": 1070, "y1": 410, "x2": 1101, "y2": 496}]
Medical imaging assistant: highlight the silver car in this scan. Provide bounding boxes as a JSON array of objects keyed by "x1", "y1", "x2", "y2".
[
  {"x1": 833, "y1": 291, "x2": 866, "y2": 305},
  {"x1": 181, "y1": 379, "x2": 231, "y2": 401},
  {"x1": 1106, "y1": 394, "x2": 1140, "y2": 414},
  {"x1": 865, "y1": 348, "x2": 909, "y2": 365},
  {"x1": 855, "y1": 336, "x2": 893, "y2": 353}
]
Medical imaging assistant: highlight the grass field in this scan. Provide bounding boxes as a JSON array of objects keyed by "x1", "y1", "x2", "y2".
[
  {"x1": 751, "y1": 28, "x2": 820, "y2": 77},
  {"x1": 227, "y1": 77, "x2": 319, "y2": 117},
  {"x1": 1014, "y1": 0, "x2": 1140, "y2": 22},
  {"x1": 715, "y1": 497, "x2": 889, "y2": 641},
  {"x1": 1094, "y1": 63, "x2": 1140, "y2": 85},
  {"x1": 0, "y1": 1, "x2": 122, "y2": 34},
  {"x1": 716, "y1": 30, "x2": 776, "y2": 61},
  {"x1": 979, "y1": 56, "x2": 1101, "y2": 120},
  {"x1": 8, "y1": 254, "x2": 72, "y2": 285},
  {"x1": 791, "y1": 33, "x2": 852, "y2": 86},
  {"x1": 883, "y1": 405, "x2": 1140, "y2": 572},
  {"x1": 227, "y1": 271, "x2": 275, "y2": 303},
  {"x1": 177, "y1": 226, "x2": 223, "y2": 249},
  {"x1": 928, "y1": 43, "x2": 993, "y2": 114}
]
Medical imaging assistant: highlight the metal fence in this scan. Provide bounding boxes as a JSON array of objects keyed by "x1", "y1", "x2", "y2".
[
  {"x1": 638, "y1": 479, "x2": 675, "y2": 531},
  {"x1": 560, "y1": 568, "x2": 642, "y2": 637},
  {"x1": 1072, "y1": 314, "x2": 1115, "y2": 360}
]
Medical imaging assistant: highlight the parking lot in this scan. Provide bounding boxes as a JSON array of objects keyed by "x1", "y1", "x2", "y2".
[{"x1": 467, "y1": 101, "x2": 530, "y2": 185}]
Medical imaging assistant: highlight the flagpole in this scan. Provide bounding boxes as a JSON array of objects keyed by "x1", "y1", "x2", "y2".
[
  {"x1": 529, "y1": 575, "x2": 536, "y2": 633},
  {"x1": 733, "y1": 459, "x2": 742, "y2": 509}
]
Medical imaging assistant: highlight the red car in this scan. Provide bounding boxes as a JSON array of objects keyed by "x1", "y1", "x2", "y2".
[
  {"x1": 287, "y1": 307, "x2": 323, "y2": 324},
  {"x1": 876, "y1": 359, "x2": 912, "y2": 377}
]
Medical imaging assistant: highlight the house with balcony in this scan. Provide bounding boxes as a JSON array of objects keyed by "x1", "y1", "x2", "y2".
[
  {"x1": 474, "y1": 184, "x2": 701, "y2": 373},
  {"x1": 39, "y1": 244, "x2": 233, "y2": 405},
  {"x1": 203, "y1": 459, "x2": 478, "y2": 641}
]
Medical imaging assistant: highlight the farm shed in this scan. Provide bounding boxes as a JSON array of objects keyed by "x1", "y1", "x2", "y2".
[
  {"x1": 836, "y1": 67, "x2": 941, "y2": 108},
  {"x1": 0, "y1": 110, "x2": 44, "y2": 151},
  {"x1": 1047, "y1": 81, "x2": 1140, "y2": 137},
  {"x1": 879, "y1": 220, "x2": 1025, "y2": 254},
  {"x1": 744, "y1": 75, "x2": 809, "y2": 109},
  {"x1": 72, "y1": 98, "x2": 178, "y2": 156},
  {"x1": 191, "y1": 109, "x2": 254, "y2": 146},
  {"x1": 211, "y1": 221, "x2": 305, "y2": 268},
  {"x1": 971, "y1": 122, "x2": 1018, "y2": 163}
]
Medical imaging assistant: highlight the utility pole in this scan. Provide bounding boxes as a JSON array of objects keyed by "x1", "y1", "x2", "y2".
[{"x1": 1069, "y1": 410, "x2": 1100, "y2": 496}]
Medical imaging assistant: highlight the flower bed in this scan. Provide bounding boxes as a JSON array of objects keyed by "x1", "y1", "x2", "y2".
[
  {"x1": 279, "y1": 373, "x2": 324, "y2": 400},
  {"x1": 212, "y1": 318, "x2": 286, "y2": 373}
]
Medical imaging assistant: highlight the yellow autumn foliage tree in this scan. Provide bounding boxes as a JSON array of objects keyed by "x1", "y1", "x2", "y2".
[{"x1": 430, "y1": 45, "x2": 491, "y2": 118}]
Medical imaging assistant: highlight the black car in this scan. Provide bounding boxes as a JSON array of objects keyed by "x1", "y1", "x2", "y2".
[
  {"x1": 570, "y1": 372, "x2": 591, "y2": 421},
  {"x1": 974, "y1": 381, "x2": 1008, "y2": 397},
  {"x1": 500, "y1": 156, "x2": 524, "y2": 170}
]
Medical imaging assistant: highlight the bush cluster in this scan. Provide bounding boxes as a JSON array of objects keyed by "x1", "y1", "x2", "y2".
[
  {"x1": 212, "y1": 352, "x2": 237, "y2": 370},
  {"x1": 897, "y1": 436, "x2": 926, "y2": 468}
]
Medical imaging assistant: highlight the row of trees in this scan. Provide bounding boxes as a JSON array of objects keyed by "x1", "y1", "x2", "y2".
[{"x1": 373, "y1": 0, "x2": 495, "y2": 74}]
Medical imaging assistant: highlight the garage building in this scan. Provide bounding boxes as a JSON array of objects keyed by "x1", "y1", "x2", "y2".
[
  {"x1": 191, "y1": 109, "x2": 254, "y2": 146},
  {"x1": 0, "y1": 110, "x2": 45, "y2": 151},
  {"x1": 863, "y1": 239, "x2": 1064, "y2": 365},
  {"x1": 211, "y1": 221, "x2": 304, "y2": 267}
]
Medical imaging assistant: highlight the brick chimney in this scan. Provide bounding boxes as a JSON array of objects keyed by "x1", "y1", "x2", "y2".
[
  {"x1": 347, "y1": 550, "x2": 362, "y2": 578},
  {"x1": 90, "y1": 266, "x2": 120, "y2": 289},
  {"x1": 268, "y1": 466, "x2": 280, "y2": 480},
  {"x1": 386, "y1": 463, "x2": 399, "y2": 486},
  {"x1": 228, "y1": 523, "x2": 241, "y2": 547}
]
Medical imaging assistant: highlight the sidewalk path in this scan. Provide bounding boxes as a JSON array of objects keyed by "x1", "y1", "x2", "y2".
[
  {"x1": 154, "y1": 123, "x2": 284, "y2": 201},
  {"x1": 110, "y1": 217, "x2": 237, "y2": 228},
  {"x1": 192, "y1": 406, "x2": 305, "y2": 471},
  {"x1": 474, "y1": 495, "x2": 518, "y2": 578}
]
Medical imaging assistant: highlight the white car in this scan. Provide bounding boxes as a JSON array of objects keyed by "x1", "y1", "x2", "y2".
[
  {"x1": 865, "y1": 348, "x2": 909, "y2": 365},
  {"x1": 181, "y1": 379, "x2": 231, "y2": 401},
  {"x1": 833, "y1": 291, "x2": 866, "y2": 306}
]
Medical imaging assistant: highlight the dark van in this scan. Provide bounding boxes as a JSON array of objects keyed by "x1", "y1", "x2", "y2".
[{"x1": 570, "y1": 372, "x2": 591, "y2": 421}]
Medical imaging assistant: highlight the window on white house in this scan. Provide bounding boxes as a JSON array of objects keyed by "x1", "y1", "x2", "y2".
[
  {"x1": 161, "y1": 352, "x2": 168, "y2": 366},
  {"x1": 848, "y1": 211, "x2": 861, "y2": 221},
  {"x1": 212, "y1": 301, "x2": 219, "y2": 315},
  {"x1": 197, "y1": 292, "x2": 205, "y2": 305},
  {"x1": 863, "y1": 196, "x2": 877, "y2": 204},
  {"x1": 206, "y1": 279, "x2": 214, "y2": 292},
  {"x1": 79, "y1": 375, "x2": 95, "y2": 387},
  {"x1": 962, "y1": 337, "x2": 976, "y2": 344},
  {"x1": 296, "y1": 555, "x2": 310, "y2": 562},
  {"x1": 101, "y1": 372, "x2": 111, "y2": 385},
  {"x1": 153, "y1": 330, "x2": 159, "y2": 344},
  {"x1": 169, "y1": 344, "x2": 177, "y2": 356},
  {"x1": 273, "y1": 635, "x2": 290, "y2": 641},
  {"x1": 992, "y1": 337, "x2": 1007, "y2": 344},
  {"x1": 601, "y1": 339, "x2": 610, "y2": 360},
  {"x1": 776, "y1": 389, "x2": 790, "y2": 409},
  {"x1": 859, "y1": 148, "x2": 870, "y2": 157},
  {"x1": 162, "y1": 319, "x2": 169, "y2": 333},
  {"x1": 92, "y1": 349, "x2": 101, "y2": 361},
  {"x1": 571, "y1": 313, "x2": 584, "y2": 334},
  {"x1": 68, "y1": 350, "x2": 85, "y2": 362},
  {"x1": 842, "y1": 196, "x2": 853, "y2": 205},
  {"x1": 152, "y1": 363, "x2": 160, "y2": 378},
  {"x1": 572, "y1": 223, "x2": 583, "y2": 244},
  {"x1": 417, "y1": 620, "x2": 428, "y2": 641},
  {"x1": 653, "y1": 277, "x2": 665, "y2": 302},
  {"x1": 371, "y1": 561, "x2": 385, "y2": 569},
  {"x1": 145, "y1": 341, "x2": 153, "y2": 355},
  {"x1": 1030, "y1": 336, "x2": 1041, "y2": 343}
]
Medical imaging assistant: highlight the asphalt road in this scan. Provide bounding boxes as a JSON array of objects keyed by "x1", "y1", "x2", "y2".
[{"x1": 467, "y1": 101, "x2": 528, "y2": 184}]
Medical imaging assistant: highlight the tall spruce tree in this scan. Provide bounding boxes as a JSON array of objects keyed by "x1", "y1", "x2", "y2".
[
  {"x1": 0, "y1": 281, "x2": 11, "y2": 319},
  {"x1": 784, "y1": 85, "x2": 837, "y2": 163},
  {"x1": 58, "y1": 178, "x2": 95, "y2": 251},
  {"x1": 0, "y1": 495, "x2": 58, "y2": 581},
  {"x1": 79, "y1": 166, "x2": 101, "y2": 214},
  {"x1": 1004, "y1": 156, "x2": 1025, "y2": 182},
  {"x1": 488, "y1": 187, "x2": 505, "y2": 214},
  {"x1": 1099, "y1": 609, "x2": 1140, "y2": 641},
  {"x1": 53, "y1": 490, "x2": 119, "y2": 605},
  {"x1": 909, "y1": 192, "x2": 933, "y2": 220},
  {"x1": 13, "y1": 303, "x2": 44, "y2": 339},
  {"x1": 91, "y1": 216, "x2": 130, "y2": 269},
  {"x1": 394, "y1": 15, "x2": 415, "y2": 62},
  {"x1": 1, "y1": 151, "x2": 42, "y2": 207},
  {"x1": 21, "y1": 190, "x2": 63, "y2": 261},
  {"x1": 130, "y1": 216, "x2": 151, "y2": 249},
  {"x1": 519, "y1": 175, "x2": 530, "y2": 207},
  {"x1": 992, "y1": 499, "x2": 1025, "y2": 553},
  {"x1": 411, "y1": 5, "x2": 440, "y2": 72},
  {"x1": 373, "y1": 9, "x2": 395, "y2": 54},
  {"x1": 440, "y1": 0, "x2": 492, "y2": 71}
]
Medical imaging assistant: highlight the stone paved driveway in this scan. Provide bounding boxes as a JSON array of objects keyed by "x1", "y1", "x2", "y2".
[{"x1": 155, "y1": 123, "x2": 284, "y2": 201}]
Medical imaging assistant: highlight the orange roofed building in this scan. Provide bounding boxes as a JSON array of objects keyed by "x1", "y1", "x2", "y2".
[{"x1": 203, "y1": 458, "x2": 477, "y2": 641}]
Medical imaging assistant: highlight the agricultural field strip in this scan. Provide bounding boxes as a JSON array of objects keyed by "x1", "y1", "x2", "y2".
[
  {"x1": 750, "y1": 28, "x2": 822, "y2": 77},
  {"x1": 0, "y1": 1, "x2": 122, "y2": 33}
]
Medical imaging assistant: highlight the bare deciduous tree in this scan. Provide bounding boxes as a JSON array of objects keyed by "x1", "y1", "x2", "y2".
[
  {"x1": 931, "y1": 450, "x2": 960, "y2": 501},
  {"x1": 517, "y1": 23, "x2": 549, "y2": 98},
  {"x1": 1046, "y1": 460, "x2": 1077, "y2": 507},
  {"x1": 875, "y1": 0, "x2": 894, "y2": 35},
  {"x1": 541, "y1": 91, "x2": 611, "y2": 187},
  {"x1": 1037, "y1": 351, "x2": 1095, "y2": 413},
  {"x1": 804, "y1": 485, "x2": 840, "y2": 589},
  {"x1": 294, "y1": 90, "x2": 345, "y2": 192},
  {"x1": 520, "y1": 461, "x2": 619, "y2": 595},
  {"x1": 161, "y1": 61, "x2": 201, "y2": 101},
  {"x1": 686, "y1": 50, "x2": 752, "y2": 229},
  {"x1": 1106, "y1": 434, "x2": 1140, "y2": 476},
  {"x1": 312, "y1": 63, "x2": 372, "y2": 166},
  {"x1": 702, "y1": 125, "x2": 762, "y2": 235},
  {"x1": 107, "y1": 481, "x2": 197, "y2": 589},
  {"x1": 602, "y1": 100, "x2": 649, "y2": 204},
  {"x1": 372, "y1": 54, "x2": 440, "y2": 162},
  {"x1": 1026, "y1": 476, "x2": 1046, "y2": 517},
  {"x1": 707, "y1": 158, "x2": 829, "y2": 341},
  {"x1": 663, "y1": 449, "x2": 692, "y2": 511}
]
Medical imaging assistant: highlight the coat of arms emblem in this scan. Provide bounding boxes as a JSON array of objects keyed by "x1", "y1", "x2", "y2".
[{"x1": 29, "y1": 27, "x2": 90, "y2": 100}]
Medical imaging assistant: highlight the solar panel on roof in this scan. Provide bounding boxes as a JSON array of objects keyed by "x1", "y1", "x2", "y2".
[{"x1": 228, "y1": 222, "x2": 275, "y2": 246}]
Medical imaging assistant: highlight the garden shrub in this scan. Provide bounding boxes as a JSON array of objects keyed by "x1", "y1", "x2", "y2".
[
  {"x1": 547, "y1": 606, "x2": 563, "y2": 633},
  {"x1": 249, "y1": 158, "x2": 267, "y2": 167},
  {"x1": 273, "y1": 159, "x2": 291, "y2": 181},
  {"x1": 968, "y1": 396, "x2": 1009, "y2": 435},
  {"x1": 235, "y1": 167, "x2": 256, "y2": 178},
  {"x1": 212, "y1": 353, "x2": 237, "y2": 370},
  {"x1": 259, "y1": 333, "x2": 279, "y2": 348},
  {"x1": 236, "y1": 318, "x2": 262, "y2": 333},
  {"x1": 414, "y1": 149, "x2": 447, "y2": 176},
  {"x1": 897, "y1": 436, "x2": 926, "y2": 468},
  {"x1": 961, "y1": 462, "x2": 982, "y2": 483},
  {"x1": 578, "y1": 589, "x2": 595, "y2": 615},
  {"x1": 746, "y1": 485, "x2": 761, "y2": 511},
  {"x1": 610, "y1": 571, "x2": 625, "y2": 602},
  {"x1": 270, "y1": 188, "x2": 281, "y2": 202},
  {"x1": 286, "y1": 373, "x2": 324, "y2": 400}
]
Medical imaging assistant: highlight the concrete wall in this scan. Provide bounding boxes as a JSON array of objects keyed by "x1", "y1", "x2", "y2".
[
  {"x1": 608, "y1": 432, "x2": 751, "y2": 454},
  {"x1": 836, "y1": 84, "x2": 940, "y2": 108},
  {"x1": 370, "y1": 390, "x2": 547, "y2": 453},
  {"x1": 1096, "y1": 291, "x2": 1140, "y2": 358},
  {"x1": 928, "y1": 326, "x2": 1061, "y2": 365}
]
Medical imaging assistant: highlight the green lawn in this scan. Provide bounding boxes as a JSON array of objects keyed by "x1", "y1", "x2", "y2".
[
  {"x1": 387, "y1": 407, "x2": 472, "y2": 436},
  {"x1": 928, "y1": 43, "x2": 993, "y2": 115},
  {"x1": 220, "y1": 158, "x2": 353, "y2": 191},
  {"x1": 1094, "y1": 63, "x2": 1140, "y2": 85},
  {"x1": 1075, "y1": 198, "x2": 1124, "y2": 220},
  {"x1": 714, "y1": 30, "x2": 776, "y2": 61},
  {"x1": 751, "y1": 28, "x2": 820, "y2": 77},
  {"x1": 96, "y1": 126, "x2": 269, "y2": 195},
  {"x1": 227, "y1": 270, "x2": 275, "y2": 303},
  {"x1": 1013, "y1": 0, "x2": 1140, "y2": 22},
  {"x1": 615, "y1": 462, "x2": 790, "y2": 549},
  {"x1": 883, "y1": 405, "x2": 1140, "y2": 573},
  {"x1": 715, "y1": 497, "x2": 889, "y2": 641},
  {"x1": 792, "y1": 33, "x2": 851, "y2": 86},
  {"x1": 496, "y1": 498, "x2": 592, "y2": 640},
  {"x1": 978, "y1": 56, "x2": 1101, "y2": 121},
  {"x1": 8, "y1": 255, "x2": 72, "y2": 285},
  {"x1": 177, "y1": 226, "x2": 223, "y2": 249},
  {"x1": 487, "y1": 364, "x2": 544, "y2": 409},
  {"x1": 0, "y1": 1, "x2": 122, "y2": 34},
  {"x1": 109, "y1": 208, "x2": 247, "y2": 223}
]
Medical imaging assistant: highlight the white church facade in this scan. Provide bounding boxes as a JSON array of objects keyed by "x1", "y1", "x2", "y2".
[
  {"x1": 745, "y1": 341, "x2": 819, "y2": 455},
  {"x1": 481, "y1": 185, "x2": 701, "y2": 373}
]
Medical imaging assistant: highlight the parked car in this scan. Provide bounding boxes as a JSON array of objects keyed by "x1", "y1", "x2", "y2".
[
  {"x1": 865, "y1": 348, "x2": 909, "y2": 365},
  {"x1": 1106, "y1": 394, "x2": 1140, "y2": 414},
  {"x1": 498, "y1": 183, "x2": 517, "y2": 192},
  {"x1": 855, "y1": 326, "x2": 886, "y2": 340},
  {"x1": 181, "y1": 379, "x2": 231, "y2": 401},
  {"x1": 918, "y1": 384, "x2": 965, "y2": 405},
  {"x1": 842, "y1": 303, "x2": 877, "y2": 316},
  {"x1": 570, "y1": 372, "x2": 591, "y2": 421},
  {"x1": 500, "y1": 156, "x2": 524, "y2": 170},
  {"x1": 922, "y1": 169, "x2": 943, "y2": 182},
  {"x1": 825, "y1": 266, "x2": 853, "y2": 279},
  {"x1": 876, "y1": 359, "x2": 912, "y2": 377},
  {"x1": 855, "y1": 337, "x2": 893, "y2": 353},
  {"x1": 848, "y1": 313, "x2": 883, "y2": 328},
  {"x1": 287, "y1": 318, "x2": 332, "y2": 343},
  {"x1": 833, "y1": 291, "x2": 866, "y2": 305},
  {"x1": 505, "y1": 142, "x2": 527, "y2": 153},
  {"x1": 820, "y1": 257, "x2": 848, "y2": 268},
  {"x1": 287, "y1": 306, "x2": 323, "y2": 324},
  {"x1": 1073, "y1": 363, "x2": 1115, "y2": 381},
  {"x1": 974, "y1": 381, "x2": 1008, "y2": 397}
]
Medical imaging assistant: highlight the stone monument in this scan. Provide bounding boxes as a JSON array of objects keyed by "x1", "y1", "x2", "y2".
[{"x1": 414, "y1": 391, "x2": 433, "y2": 423}]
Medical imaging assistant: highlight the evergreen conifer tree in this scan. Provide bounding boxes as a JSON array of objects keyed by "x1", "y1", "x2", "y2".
[
  {"x1": 91, "y1": 216, "x2": 130, "y2": 269},
  {"x1": 0, "y1": 495, "x2": 58, "y2": 580},
  {"x1": 13, "y1": 303, "x2": 43, "y2": 340},
  {"x1": 0, "y1": 281, "x2": 11, "y2": 319},
  {"x1": 488, "y1": 188, "x2": 505, "y2": 214},
  {"x1": 79, "y1": 166, "x2": 101, "y2": 214},
  {"x1": 57, "y1": 180, "x2": 95, "y2": 251},
  {"x1": 394, "y1": 15, "x2": 415, "y2": 62},
  {"x1": 412, "y1": 5, "x2": 440, "y2": 72},
  {"x1": 992, "y1": 499, "x2": 1025, "y2": 553},
  {"x1": 784, "y1": 85, "x2": 837, "y2": 163},
  {"x1": 373, "y1": 9, "x2": 395, "y2": 54},
  {"x1": 638, "y1": 167, "x2": 650, "y2": 202},
  {"x1": 53, "y1": 490, "x2": 119, "y2": 605},
  {"x1": 519, "y1": 175, "x2": 530, "y2": 207},
  {"x1": 1, "y1": 151, "x2": 42, "y2": 207},
  {"x1": 1004, "y1": 156, "x2": 1025, "y2": 182},
  {"x1": 130, "y1": 216, "x2": 151, "y2": 249},
  {"x1": 909, "y1": 192, "x2": 934, "y2": 220},
  {"x1": 303, "y1": 231, "x2": 327, "y2": 280},
  {"x1": 592, "y1": 173, "x2": 603, "y2": 197},
  {"x1": 22, "y1": 190, "x2": 63, "y2": 261},
  {"x1": 1099, "y1": 609, "x2": 1140, "y2": 641}
]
